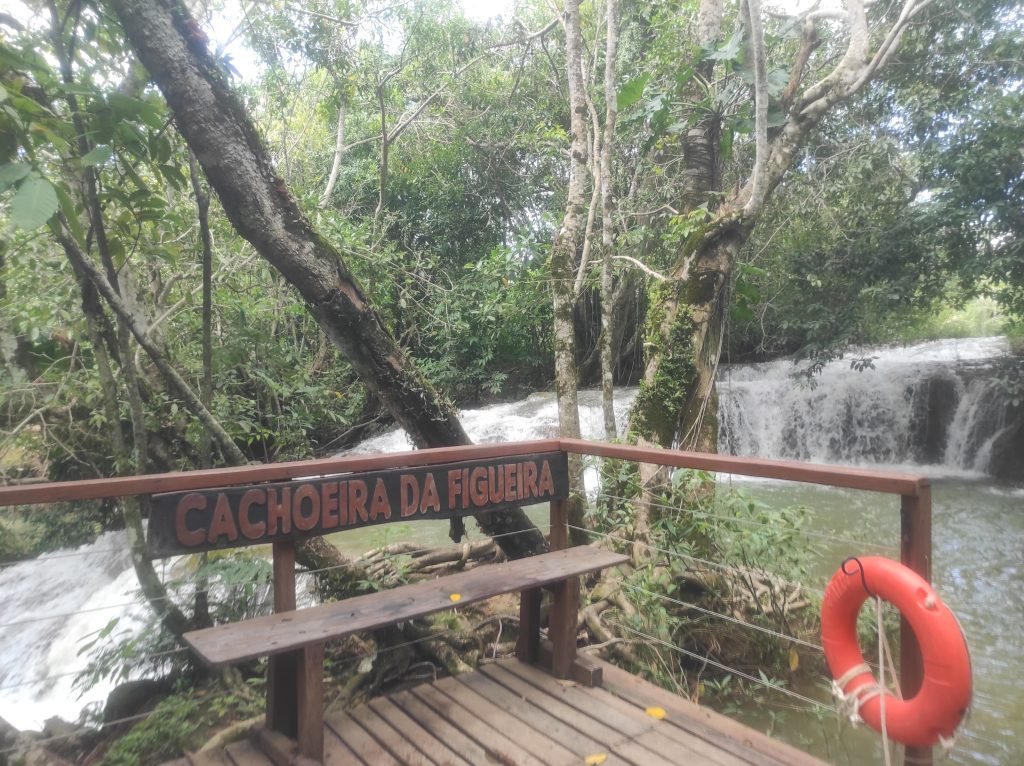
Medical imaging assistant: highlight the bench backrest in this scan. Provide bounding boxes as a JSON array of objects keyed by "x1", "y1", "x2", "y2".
[{"x1": 146, "y1": 451, "x2": 569, "y2": 557}]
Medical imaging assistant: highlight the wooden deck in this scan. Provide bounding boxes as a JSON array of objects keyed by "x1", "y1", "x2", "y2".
[{"x1": 167, "y1": 658, "x2": 825, "y2": 766}]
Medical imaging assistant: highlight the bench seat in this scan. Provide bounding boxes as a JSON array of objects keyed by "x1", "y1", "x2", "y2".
[{"x1": 184, "y1": 545, "x2": 628, "y2": 668}]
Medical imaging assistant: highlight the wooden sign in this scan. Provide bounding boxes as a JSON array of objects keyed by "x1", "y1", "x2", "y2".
[{"x1": 147, "y1": 452, "x2": 568, "y2": 556}]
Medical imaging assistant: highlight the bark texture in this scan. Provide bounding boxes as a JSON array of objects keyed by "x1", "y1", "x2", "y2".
[
  {"x1": 551, "y1": 0, "x2": 591, "y2": 545},
  {"x1": 106, "y1": 0, "x2": 546, "y2": 558}
]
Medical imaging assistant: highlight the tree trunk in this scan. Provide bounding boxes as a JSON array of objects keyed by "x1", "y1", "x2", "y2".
[
  {"x1": 551, "y1": 0, "x2": 591, "y2": 546},
  {"x1": 599, "y1": 0, "x2": 620, "y2": 441},
  {"x1": 319, "y1": 92, "x2": 347, "y2": 209},
  {"x1": 106, "y1": 0, "x2": 546, "y2": 559}
]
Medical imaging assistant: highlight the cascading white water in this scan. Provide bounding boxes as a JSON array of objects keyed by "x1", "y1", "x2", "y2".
[
  {"x1": 718, "y1": 337, "x2": 1014, "y2": 474},
  {"x1": 0, "y1": 531, "x2": 150, "y2": 730},
  {"x1": 350, "y1": 387, "x2": 639, "y2": 454},
  {"x1": 1, "y1": 336, "x2": 1015, "y2": 733}
]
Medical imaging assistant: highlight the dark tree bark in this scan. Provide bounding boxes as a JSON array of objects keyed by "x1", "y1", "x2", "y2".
[{"x1": 105, "y1": 0, "x2": 546, "y2": 558}]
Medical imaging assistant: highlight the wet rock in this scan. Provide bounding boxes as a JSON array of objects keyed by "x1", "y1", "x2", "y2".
[
  {"x1": 912, "y1": 374, "x2": 960, "y2": 464},
  {"x1": 102, "y1": 678, "x2": 170, "y2": 724},
  {"x1": 988, "y1": 416, "x2": 1024, "y2": 481}
]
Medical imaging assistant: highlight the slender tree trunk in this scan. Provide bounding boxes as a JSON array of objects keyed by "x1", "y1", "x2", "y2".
[
  {"x1": 551, "y1": 0, "x2": 591, "y2": 546},
  {"x1": 319, "y1": 92, "x2": 347, "y2": 208},
  {"x1": 189, "y1": 151, "x2": 213, "y2": 628},
  {"x1": 599, "y1": 0, "x2": 620, "y2": 441},
  {"x1": 106, "y1": 0, "x2": 546, "y2": 558}
]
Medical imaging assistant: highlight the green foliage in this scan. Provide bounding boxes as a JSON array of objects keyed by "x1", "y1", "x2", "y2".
[
  {"x1": 76, "y1": 552, "x2": 274, "y2": 691},
  {"x1": 99, "y1": 693, "x2": 199, "y2": 766},
  {"x1": 728, "y1": 0, "x2": 1024, "y2": 359},
  {"x1": 592, "y1": 465, "x2": 821, "y2": 705}
]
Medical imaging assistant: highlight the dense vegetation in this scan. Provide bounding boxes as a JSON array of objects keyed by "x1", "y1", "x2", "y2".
[{"x1": 0, "y1": 0, "x2": 1021, "y2": 759}]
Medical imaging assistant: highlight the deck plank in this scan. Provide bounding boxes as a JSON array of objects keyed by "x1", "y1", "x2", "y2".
[
  {"x1": 479, "y1": 663, "x2": 636, "y2": 749},
  {"x1": 162, "y1": 659, "x2": 826, "y2": 766},
  {"x1": 409, "y1": 680, "x2": 549, "y2": 766},
  {"x1": 432, "y1": 675, "x2": 579, "y2": 765},
  {"x1": 368, "y1": 696, "x2": 471, "y2": 766},
  {"x1": 456, "y1": 669, "x2": 605, "y2": 754},
  {"x1": 326, "y1": 712, "x2": 402, "y2": 765},
  {"x1": 323, "y1": 718, "x2": 366, "y2": 765},
  {"x1": 596, "y1": 659, "x2": 824, "y2": 766},
  {"x1": 387, "y1": 689, "x2": 494, "y2": 765},
  {"x1": 346, "y1": 705, "x2": 436, "y2": 766}
]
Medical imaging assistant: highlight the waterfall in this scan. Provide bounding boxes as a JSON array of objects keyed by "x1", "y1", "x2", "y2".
[
  {"x1": 717, "y1": 337, "x2": 1018, "y2": 475},
  {"x1": 0, "y1": 531, "x2": 150, "y2": 730},
  {"x1": 1, "y1": 337, "x2": 1016, "y2": 732}
]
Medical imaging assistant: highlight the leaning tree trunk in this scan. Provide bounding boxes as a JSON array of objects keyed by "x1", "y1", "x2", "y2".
[{"x1": 106, "y1": 0, "x2": 546, "y2": 559}]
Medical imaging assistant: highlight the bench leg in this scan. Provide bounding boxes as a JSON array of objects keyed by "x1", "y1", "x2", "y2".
[
  {"x1": 549, "y1": 575, "x2": 580, "y2": 679},
  {"x1": 297, "y1": 643, "x2": 324, "y2": 762},
  {"x1": 267, "y1": 652, "x2": 298, "y2": 736},
  {"x1": 266, "y1": 644, "x2": 324, "y2": 763},
  {"x1": 516, "y1": 587, "x2": 542, "y2": 662}
]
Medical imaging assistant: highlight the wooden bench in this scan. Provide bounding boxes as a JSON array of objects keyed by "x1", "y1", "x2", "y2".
[{"x1": 146, "y1": 450, "x2": 628, "y2": 764}]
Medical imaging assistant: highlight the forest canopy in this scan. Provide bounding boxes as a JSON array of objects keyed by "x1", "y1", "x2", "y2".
[{"x1": 0, "y1": 0, "x2": 1020, "y2": 502}]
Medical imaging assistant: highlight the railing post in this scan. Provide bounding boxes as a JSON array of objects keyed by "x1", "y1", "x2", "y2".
[
  {"x1": 266, "y1": 541, "x2": 325, "y2": 762},
  {"x1": 549, "y1": 497, "x2": 568, "y2": 551},
  {"x1": 900, "y1": 485, "x2": 932, "y2": 766}
]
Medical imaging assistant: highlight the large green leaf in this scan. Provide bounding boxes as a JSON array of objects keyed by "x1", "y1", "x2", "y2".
[
  {"x1": 80, "y1": 145, "x2": 112, "y2": 167},
  {"x1": 10, "y1": 176, "x2": 58, "y2": 231},
  {"x1": 0, "y1": 162, "x2": 30, "y2": 192},
  {"x1": 617, "y1": 74, "x2": 651, "y2": 110}
]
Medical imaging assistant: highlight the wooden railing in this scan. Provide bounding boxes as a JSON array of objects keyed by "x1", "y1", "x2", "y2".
[{"x1": 0, "y1": 438, "x2": 933, "y2": 765}]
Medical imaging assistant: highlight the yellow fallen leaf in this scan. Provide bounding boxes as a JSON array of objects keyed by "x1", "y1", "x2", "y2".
[
  {"x1": 789, "y1": 648, "x2": 800, "y2": 672},
  {"x1": 449, "y1": 593, "x2": 462, "y2": 602},
  {"x1": 585, "y1": 754, "x2": 607, "y2": 765},
  {"x1": 645, "y1": 706, "x2": 666, "y2": 720}
]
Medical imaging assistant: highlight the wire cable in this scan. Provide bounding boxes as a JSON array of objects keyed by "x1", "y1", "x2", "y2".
[
  {"x1": 567, "y1": 524, "x2": 827, "y2": 597},
  {"x1": 611, "y1": 620, "x2": 836, "y2": 713},
  {"x1": 601, "y1": 493, "x2": 897, "y2": 553},
  {"x1": 619, "y1": 581, "x2": 824, "y2": 651}
]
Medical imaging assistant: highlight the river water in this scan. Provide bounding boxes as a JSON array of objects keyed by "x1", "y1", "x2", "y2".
[{"x1": 0, "y1": 338, "x2": 1019, "y2": 765}]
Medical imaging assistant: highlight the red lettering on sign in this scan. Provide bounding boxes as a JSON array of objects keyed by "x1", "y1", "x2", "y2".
[
  {"x1": 488, "y1": 466, "x2": 503, "y2": 504},
  {"x1": 447, "y1": 469, "x2": 461, "y2": 511},
  {"x1": 538, "y1": 460, "x2": 555, "y2": 496},
  {"x1": 504, "y1": 463, "x2": 517, "y2": 502},
  {"x1": 469, "y1": 467, "x2": 488, "y2": 506},
  {"x1": 420, "y1": 474, "x2": 440, "y2": 514},
  {"x1": 337, "y1": 480, "x2": 349, "y2": 525},
  {"x1": 524, "y1": 462, "x2": 539, "y2": 498},
  {"x1": 461, "y1": 468, "x2": 470, "y2": 509},
  {"x1": 208, "y1": 494, "x2": 239, "y2": 544},
  {"x1": 400, "y1": 474, "x2": 419, "y2": 517},
  {"x1": 239, "y1": 489, "x2": 266, "y2": 540},
  {"x1": 349, "y1": 481, "x2": 368, "y2": 523},
  {"x1": 293, "y1": 484, "x2": 320, "y2": 531},
  {"x1": 370, "y1": 478, "x2": 391, "y2": 520},
  {"x1": 175, "y1": 493, "x2": 207, "y2": 547},
  {"x1": 321, "y1": 482, "x2": 340, "y2": 530},
  {"x1": 267, "y1": 487, "x2": 291, "y2": 535}
]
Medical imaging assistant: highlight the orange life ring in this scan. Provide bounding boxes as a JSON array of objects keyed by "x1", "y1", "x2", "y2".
[{"x1": 821, "y1": 556, "x2": 971, "y2": 748}]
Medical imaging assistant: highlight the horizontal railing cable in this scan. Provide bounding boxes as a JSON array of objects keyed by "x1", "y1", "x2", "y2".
[
  {"x1": 0, "y1": 549, "x2": 129, "y2": 568},
  {"x1": 601, "y1": 493, "x2": 897, "y2": 553},
  {"x1": 567, "y1": 524, "x2": 827, "y2": 597},
  {"x1": 0, "y1": 710, "x2": 157, "y2": 756},
  {"x1": 618, "y1": 581, "x2": 824, "y2": 652},
  {"x1": 611, "y1": 620, "x2": 837, "y2": 714},
  {"x1": 0, "y1": 648, "x2": 189, "y2": 692}
]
